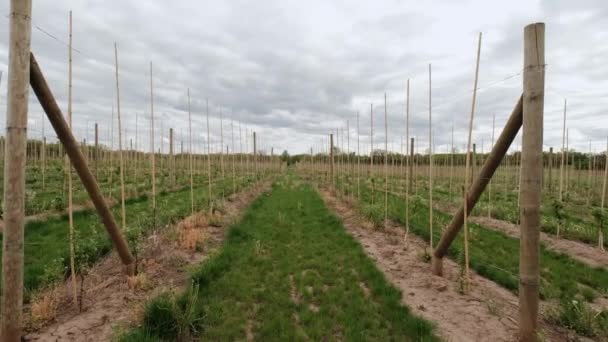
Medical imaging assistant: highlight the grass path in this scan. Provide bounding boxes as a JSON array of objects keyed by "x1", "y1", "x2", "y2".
[{"x1": 122, "y1": 176, "x2": 439, "y2": 341}]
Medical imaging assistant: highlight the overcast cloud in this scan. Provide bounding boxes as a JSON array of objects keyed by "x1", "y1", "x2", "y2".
[{"x1": 0, "y1": 0, "x2": 606, "y2": 155}]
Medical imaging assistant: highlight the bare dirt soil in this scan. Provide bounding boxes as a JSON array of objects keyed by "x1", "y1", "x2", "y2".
[
  {"x1": 434, "y1": 200, "x2": 608, "y2": 270},
  {"x1": 320, "y1": 189, "x2": 585, "y2": 342},
  {"x1": 24, "y1": 181, "x2": 269, "y2": 342}
]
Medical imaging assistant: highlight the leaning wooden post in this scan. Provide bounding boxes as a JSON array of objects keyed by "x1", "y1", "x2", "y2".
[
  {"x1": 432, "y1": 95, "x2": 523, "y2": 275},
  {"x1": 519, "y1": 22, "x2": 545, "y2": 342},
  {"x1": 1, "y1": 1, "x2": 32, "y2": 339},
  {"x1": 30, "y1": 53, "x2": 135, "y2": 274}
]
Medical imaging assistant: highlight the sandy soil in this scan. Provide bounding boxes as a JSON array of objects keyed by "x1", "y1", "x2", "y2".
[
  {"x1": 320, "y1": 189, "x2": 583, "y2": 342},
  {"x1": 24, "y1": 181, "x2": 269, "y2": 342},
  {"x1": 433, "y1": 200, "x2": 608, "y2": 270}
]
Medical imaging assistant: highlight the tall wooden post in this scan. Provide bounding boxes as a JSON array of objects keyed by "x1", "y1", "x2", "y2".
[
  {"x1": 519, "y1": 22, "x2": 545, "y2": 342},
  {"x1": 1, "y1": 1, "x2": 32, "y2": 339}
]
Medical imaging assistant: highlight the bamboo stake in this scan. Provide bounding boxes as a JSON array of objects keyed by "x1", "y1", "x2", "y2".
[
  {"x1": 67, "y1": 10, "x2": 78, "y2": 305},
  {"x1": 559, "y1": 99, "x2": 566, "y2": 202},
  {"x1": 428, "y1": 63, "x2": 434, "y2": 249},
  {"x1": 462, "y1": 32, "x2": 482, "y2": 292},
  {"x1": 114, "y1": 43, "x2": 126, "y2": 234},
  {"x1": 405, "y1": 79, "x2": 410, "y2": 242},
  {"x1": 519, "y1": 22, "x2": 545, "y2": 342},
  {"x1": 489, "y1": 114, "x2": 495, "y2": 218},
  {"x1": 599, "y1": 137, "x2": 607, "y2": 250},
  {"x1": 42, "y1": 111, "x2": 46, "y2": 191},
  {"x1": 449, "y1": 124, "x2": 454, "y2": 200},
  {"x1": 370, "y1": 104, "x2": 374, "y2": 205},
  {"x1": 169, "y1": 127, "x2": 174, "y2": 188},
  {"x1": 1, "y1": 1, "x2": 32, "y2": 339},
  {"x1": 149, "y1": 62, "x2": 156, "y2": 212},
  {"x1": 357, "y1": 111, "x2": 360, "y2": 200},
  {"x1": 187, "y1": 89, "x2": 194, "y2": 214},
  {"x1": 384, "y1": 93, "x2": 389, "y2": 226},
  {"x1": 231, "y1": 114, "x2": 236, "y2": 193},
  {"x1": 206, "y1": 99, "x2": 212, "y2": 211}
]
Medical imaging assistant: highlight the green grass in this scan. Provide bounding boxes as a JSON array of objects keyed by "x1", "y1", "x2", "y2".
[
  {"x1": 121, "y1": 175, "x2": 439, "y2": 341},
  {"x1": 332, "y1": 176, "x2": 608, "y2": 303},
  {"x1": 5, "y1": 175, "x2": 258, "y2": 295}
]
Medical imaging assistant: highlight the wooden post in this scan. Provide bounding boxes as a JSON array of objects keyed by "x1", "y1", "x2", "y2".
[
  {"x1": 519, "y1": 22, "x2": 545, "y2": 342},
  {"x1": 1, "y1": 1, "x2": 32, "y2": 339},
  {"x1": 30, "y1": 52, "x2": 135, "y2": 274},
  {"x1": 432, "y1": 95, "x2": 523, "y2": 275}
]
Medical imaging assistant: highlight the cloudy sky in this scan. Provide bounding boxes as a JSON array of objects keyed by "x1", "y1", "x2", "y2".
[{"x1": 0, "y1": 0, "x2": 606, "y2": 155}]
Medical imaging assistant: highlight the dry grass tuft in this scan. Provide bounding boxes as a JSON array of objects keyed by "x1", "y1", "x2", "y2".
[
  {"x1": 127, "y1": 273, "x2": 150, "y2": 290},
  {"x1": 30, "y1": 287, "x2": 60, "y2": 325}
]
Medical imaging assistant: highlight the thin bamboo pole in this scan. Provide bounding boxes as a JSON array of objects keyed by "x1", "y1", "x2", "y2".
[
  {"x1": 384, "y1": 93, "x2": 389, "y2": 226},
  {"x1": 405, "y1": 79, "x2": 410, "y2": 241},
  {"x1": 600, "y1": 137, "x2": 607, "y2": 250},
  {"x1": 1, "y1": 1, "x2": 32, "y2": 339},
  {"x1": 559, "y1": 99, "x2": 566, "y2": 201},
  {"x1": 489, "y1": 114, "x2": 495, "y2": 217},
  {"x1": 428, "y1": 63, "x2": 434, "y2": 249},
  {"x1": 357, "y1": 111, "x2": 360, "y2": 200},
  {"x1": 462, "y1": 32, "x2": 482, "y2": 292},
  {"x1": 114, "y1": 43, "x2": 126, "y2": 234},
  {"x1": 206, "y1": 99, "x2": 212, "y2": 211},
  {"x1": 67, "y1": 10, "x2": 78, "y2": 305},
  {"x1": 149, "y1": 62, "x2": 156, "y2": 212},
  {"x1": 187, "y1": 89, "x2": 194, "y2": 214}
]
